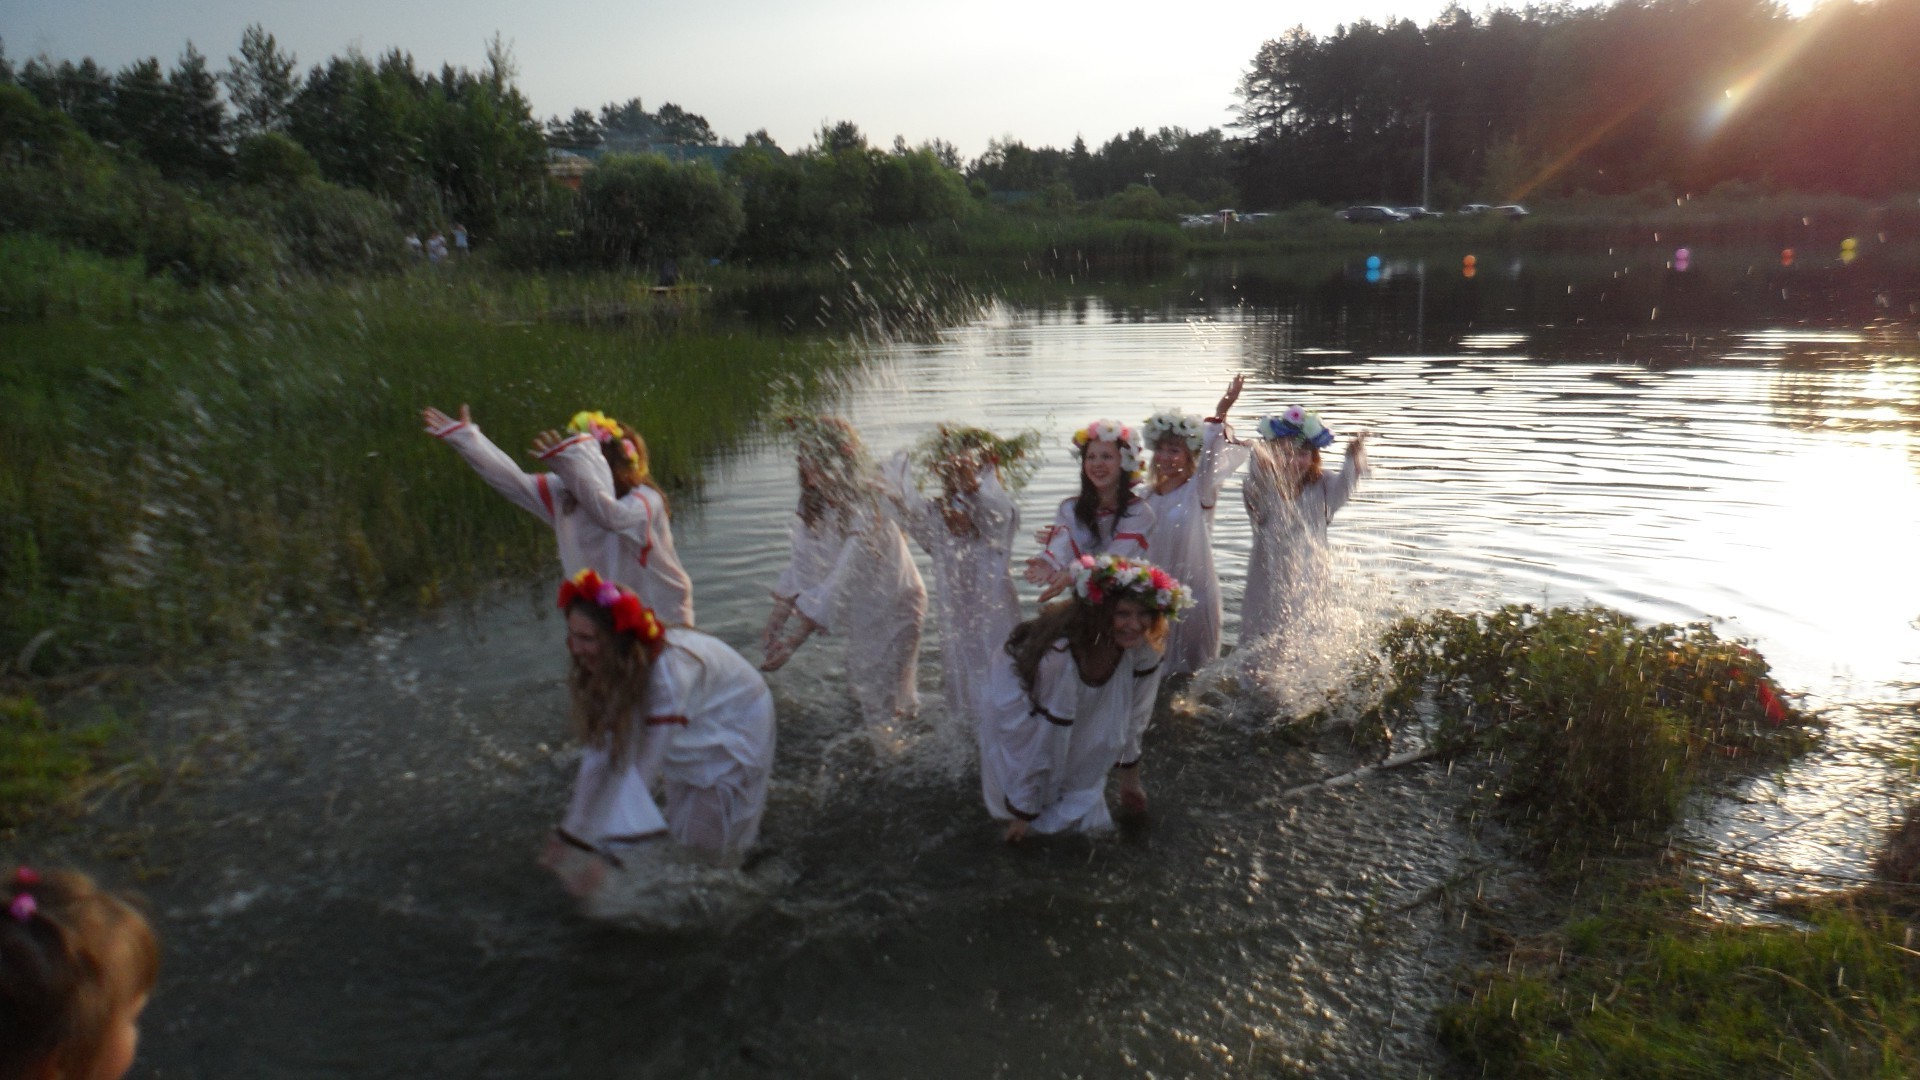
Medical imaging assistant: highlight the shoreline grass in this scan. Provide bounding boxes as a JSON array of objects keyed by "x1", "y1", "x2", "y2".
[{"x1": 0, "y1": 268, "x2": 860, "y2": 675}]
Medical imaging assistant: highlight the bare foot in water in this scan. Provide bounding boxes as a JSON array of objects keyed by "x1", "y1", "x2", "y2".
[
  {"x1": 1004, "y1": 820, "x2": 1030, "y2": 845},
  {"x1": 539, "y1": 834, "x2": 610, "y2": 897}
]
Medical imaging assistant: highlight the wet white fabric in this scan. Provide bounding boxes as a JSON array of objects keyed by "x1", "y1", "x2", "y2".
[
  {"x1": 772, "y1": 502, "x2": 928, "y2": 727},
  {"x1": 978, "y1": 638, "x2": 1164, "y2": 834},
  {"x1": 1239, "y1": 442, "x2": 1368, "y2": 649},
  {"x1": 882, "y1": 453, "x2": 1022, "y2": 732},
  {"x1": 1143, "y1": 420, "x2": 1250, "y2": 676},
  {"x1": 561, "y1": 628, "x2": 775, "y2": 857},
  {"x1": 435, "y1": 424, "x2": 696, "y2": 626},
  {"x1": 1037, "y1": 495, "x2": 1156, "y2": 570}
]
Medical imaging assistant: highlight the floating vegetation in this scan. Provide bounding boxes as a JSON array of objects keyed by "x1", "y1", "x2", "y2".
[{"x1": 1366, "y1": 604, "x2": 1821, "y2": 858}]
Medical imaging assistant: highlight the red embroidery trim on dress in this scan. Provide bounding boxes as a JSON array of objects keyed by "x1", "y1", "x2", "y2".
[
  {"x1": 644, "y1": 715, "x2": 690, "y2": 727},
  {"x1": 536, "y1": 474, "x2": 555, "y2": 519}
]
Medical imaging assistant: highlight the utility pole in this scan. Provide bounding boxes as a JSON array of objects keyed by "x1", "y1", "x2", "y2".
[{"x1": 1422, "y1": 112, "x2": 1432, "y2": 209}]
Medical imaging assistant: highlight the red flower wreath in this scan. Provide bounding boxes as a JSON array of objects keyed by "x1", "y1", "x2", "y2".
[{"x1": 557, "y1": 569, "x2": 666, "y2": 652}]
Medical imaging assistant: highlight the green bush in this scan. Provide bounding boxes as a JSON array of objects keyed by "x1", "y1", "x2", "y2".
[
  {"x1": 0, "y1": 233, "x2": 187, "y2": 319},
  {"x1": 233, "y1": 131, "x2": 320, "y2": 187}
]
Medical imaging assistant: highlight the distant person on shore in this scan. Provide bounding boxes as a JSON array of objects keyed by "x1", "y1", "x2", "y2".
[
  {"x1": 405, "y1": 232, "x2": 423, "y2": 259},
  {"x1": 1, "y1": 866, "x2": 159, "y2": 1080},
  {"x1": 541, "y1": 571, "x2": 775, "y2": 897},
  {"x1": 422, "y1": 405, "x2": 695, "y2": 625},
  {"x1": 1141, "y1": 376, "x2": 1250, "y2": 678},
  {"x1": 657, "y1": 257, "x2": 678, "y2": 288},
  {"x1": 426, "y1": 232, "x2": 448, "y2": 264},
  {"x1": 979, "y1": 555, "x2": 1188, "y2": 841},
  {"x1": 1239, "y1": 407, "x2": 1368, "y2": 650},
  {"x1": 880, "y1": 425, "x2": 1036, "y2": 734},
  {"x1": 452, "y1": 222, "x2": 469, "y2": 257},
  {"x1": 761, "y1": 416, "x2": 927, "y2": 733},
  {"x1": 1026, "y1": 419, "x2": 1156, "y2": 601}
]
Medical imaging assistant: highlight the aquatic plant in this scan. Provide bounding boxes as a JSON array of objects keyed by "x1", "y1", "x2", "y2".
[
  {"x1": 1368, "y1": 604, "x2": 1819, "y2": 856},
  {"x1": 0, "y1": 274, "x2": 855, "y2": 673}
]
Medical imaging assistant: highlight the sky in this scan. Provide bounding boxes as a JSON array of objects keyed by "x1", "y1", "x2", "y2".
[{"x1": 0, "y1": 0, "x2": 1822, "y2": 160}]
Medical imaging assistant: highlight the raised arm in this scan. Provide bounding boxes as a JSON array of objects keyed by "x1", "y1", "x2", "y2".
[
  {"x1": 422, "y1": 404, "x2": 559, "y2": 522},
  {"x1": 539, "y1": 432, "x2": 655, "y2": 536}
]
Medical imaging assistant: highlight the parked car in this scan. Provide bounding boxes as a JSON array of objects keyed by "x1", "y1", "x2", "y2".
[
  {"x1": 1337, "y1": 205, "x2": 1408, "y2": 223},
  {"x1": 1494, "y1": 204, "x2": 1530, "y2": 218},
  {"x1": 1396, "y1": 206, "x2": 1443, "y2": 219},
  {"x1": 1457, "y1": 203, "x2": 1494, "y2": 216}
]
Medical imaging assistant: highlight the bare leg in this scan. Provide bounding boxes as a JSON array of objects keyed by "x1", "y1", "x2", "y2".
[
  {"x1": 1004, "y1": 819, "x2": 1030, "y2": 845},
  {"x1": 1114, "y1": 763, "x2": 1147, "y2": 817}
]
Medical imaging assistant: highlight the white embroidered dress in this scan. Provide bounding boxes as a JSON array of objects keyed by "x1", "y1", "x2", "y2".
[
  {"x1": 432, "y1": 421, "x2": 695, "y2": 626},
  {"x1": 882, "y1": 454, "x2": 1021, "y2": 732},
  {"x1": 772, "y1": 501, "x2": 928, "y2": 728},
  {"x1": 1037, "y1": 495, "x2": 1156, "y2": 570},
  {"x1": 561, "y1": 628, "x2": 776, "y2": 858},
  {"x1": 1143, "y1": 420, "x2": 1249, "y2": 676},
  {"x1": 978, "y1": 639, "x2": 1164, "y2": 834},
  {"x1": 1239, "y1": 442, "x2": 1368, "y2": 648}
]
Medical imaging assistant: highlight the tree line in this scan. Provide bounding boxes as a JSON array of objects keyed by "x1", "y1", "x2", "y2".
[{"x1": 3, "y1": 0, "x2": 1914, "y2": 292}]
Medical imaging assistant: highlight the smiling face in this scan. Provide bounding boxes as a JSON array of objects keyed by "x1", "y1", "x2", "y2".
[
  {"x1": 1110, "y1": 597, "x2": 1149, "y2": 649},
  {"x1": 566, "y1": 609, "x2": 607, "y2": 675},
  {"x1": 1151, "y1": 435, "x2": 1195, "y2": 488},
  {"x1": 1081, "y1": 439, "x2": 1123, "y2": 493}
]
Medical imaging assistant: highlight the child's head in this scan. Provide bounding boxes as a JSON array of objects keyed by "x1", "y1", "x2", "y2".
[
  {"x1": 1069, "y1": 420, "x2": 1143, "y2": 497},
  {"x1": 1254, "y1": 407, "x2": 1335, "y2": 486},
  {"x1": 559, "y1": 570, "x2": 666, "y2": 760},
  {"x1": 0, "y1": 867, "x2": 158, "y2": 1080},
  {"x1": 1142, "y1": 412, "x2": 1203, "y2": 485}
]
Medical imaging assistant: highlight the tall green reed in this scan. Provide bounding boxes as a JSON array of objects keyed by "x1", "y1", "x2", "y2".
[{"x1": 0, "y1": 272, "x2": 855, "y2": 672}]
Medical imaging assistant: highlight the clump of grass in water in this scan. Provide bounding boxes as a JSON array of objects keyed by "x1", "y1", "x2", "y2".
[
  {"x1": 0, "y1": 274, "x2": 860, "y2": 672},
  {"x1": 1363, "y1": 604, "x2": 1819, "y2": 857},
  {"x1": 0, "y1": 694, "x2": 129, "y2": 826}
]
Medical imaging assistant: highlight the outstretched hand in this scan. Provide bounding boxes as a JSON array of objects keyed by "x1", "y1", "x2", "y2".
[
  {"x1": 529, "y1": 429, "x2": 568, "y2": 457},
  {"x1": 1214, "y1": 374, "x2": 1245, "y2": 419},
  {"x1": 421, "y1": 403, "x2": 470, "y2": 434},
  {"x1": 1035, "y1": 568, "x2": 1073, "y2": 603}
]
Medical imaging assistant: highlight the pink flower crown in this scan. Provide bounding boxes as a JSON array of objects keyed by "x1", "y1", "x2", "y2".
[
  {"x1": 1069, "y1": 419, "x2": 1144, "y2": 480},
  {"x1": 1072, "y1": 554, "x2": 1192, "y2": 620},
  {"x1": 567, "y1": 410, "x2": 642, "y2": 471},
  {"x1": 557, "y1": 569, "x2": 665, "y2": 652}
]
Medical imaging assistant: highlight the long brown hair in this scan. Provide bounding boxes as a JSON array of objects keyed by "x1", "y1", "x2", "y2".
[
  {"x1": 1005, "y1": 594, "x2": 1168, "y2": 703},
  {"x1": 791, "y1": 416, "x2": 873, "y2": 529},
  {"x1": 566, "y1": 599, "x2": 656, "y2": 762},
  {"x1": 0, "y1": 868, "x2": 159, "y2": 1080}
]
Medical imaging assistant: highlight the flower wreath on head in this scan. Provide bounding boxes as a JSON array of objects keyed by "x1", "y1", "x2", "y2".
[
  {"x1": 911, "y1": 424, "x2": 1042, "y2": 494},
  {"x1": 558, "y1": 569, "x2": 666, "y2": 653},
  {"x1": 1142, "y1": 410, "x2": 1205, "y2": 455},
  {"x1": 1069, "y1": 419, "x2": 1145, "y2": 480},
  {"x1": 1072, "y1": 554, "x2": 1193, "y2": 621},
  {"x1": 567, "y1": 410, "x2": 642, "y2": 472},
  {"x1": 1255, "y1": 405, "x2": 1335, "y2": 449}
]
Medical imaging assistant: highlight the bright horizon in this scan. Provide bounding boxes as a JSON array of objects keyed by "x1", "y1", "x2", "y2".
[{"x1": 1, "y1": 0, "x2": 1825, "y2": 160}]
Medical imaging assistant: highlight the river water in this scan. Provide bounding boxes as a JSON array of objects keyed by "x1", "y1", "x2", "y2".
[{"x1": 113, "y1": 248, "x2": 1920, "y2": 1077}]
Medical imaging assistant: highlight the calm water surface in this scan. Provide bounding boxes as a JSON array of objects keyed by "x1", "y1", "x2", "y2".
[{"x1": 130, "y1": 251, "x2": 1920, "y2": 1078}]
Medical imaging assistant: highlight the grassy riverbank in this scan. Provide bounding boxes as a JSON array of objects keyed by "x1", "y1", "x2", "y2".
[
  {"x1": 1355, "y1": 605, "x2": 1920, "y2": 1075},
  {"x1": 0, "y1": 268, "x2": 856, "y2": 677}
]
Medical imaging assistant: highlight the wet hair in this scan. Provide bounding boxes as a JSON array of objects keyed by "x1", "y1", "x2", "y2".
[
  {"x1": 1250, "y1": 439, "x2": 1323, "y2": 490},
  {"x1": 792, "y1": 416, "x2": 873, "y2": 530},
  {"x1": 1004, "y1": 594, "x2": 1167, "y2": 704},
  {"x1": 565, "y1": 599, "x2": 657, "y2": 762},
  {"x1": 1073, "y1": 446, "x2": 1140, "y2": 545},
  {"x1": 0, "y1": 868, "x2": 158, "y2": 1080}
]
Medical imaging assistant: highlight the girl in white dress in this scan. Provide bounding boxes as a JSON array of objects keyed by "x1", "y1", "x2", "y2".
[
  {"x1": 761, "y1": 416, "x2": 928, "y2": 731},
  {"x1": 881, "y1": 426, "x2": 1038, "y2": 733},
  {"x1": 542, "y1": 570, "x2": 775, "y2": 896},
  {"x1": 980, "y1": 555, "x2": 1192, "y2": 841},
  {"x1": 422, "y1": 405, "x2": 695, "y2": 626},
  {"x1": 1024, "y1": 420, "x2": 1157, "y2": 600},
  {"x1": 1141, "y1": 376, "x2": 1251, "y2": 677},
  {"x1": 1240, "y1": 407, "x2": 1369, "y2": 649}
]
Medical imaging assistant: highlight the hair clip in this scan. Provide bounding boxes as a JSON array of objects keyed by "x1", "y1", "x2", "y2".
[
  {"x1": 8, "y1": 892, "x2": 36, "y2": 922},
  {"x1": 13, "y1": 866, "x2": 41, "y2": 887}
]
